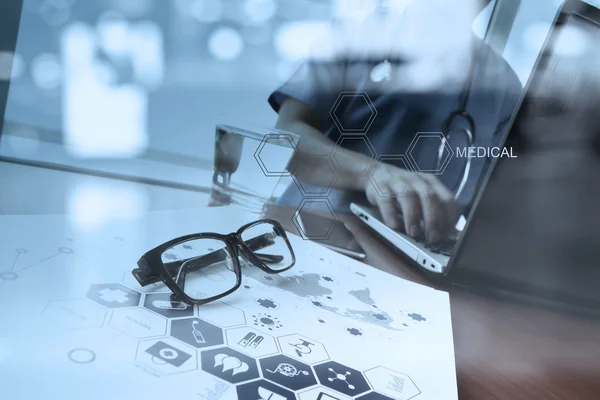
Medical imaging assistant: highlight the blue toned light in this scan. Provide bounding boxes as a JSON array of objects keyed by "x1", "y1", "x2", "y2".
[
  {"x1": 31, "y1": 53, "x2": 62, "y2": 90},
  {"x1": 274, "y1": 21, "x2": 332, "y2": 61},
  {"x1": 208, "y1": 27, "x2": 244, "y2": 61},
  {"x1": 190, "y1": 0, "x2": 223, "y2": 23},
  {"x1": 243, "y1": 0, "x2": 278, "y2": 26}
]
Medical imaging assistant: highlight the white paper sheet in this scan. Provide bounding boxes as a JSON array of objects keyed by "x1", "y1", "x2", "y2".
[{"x1": 0, "y1": 207, "x2": 457, "y2": 400}]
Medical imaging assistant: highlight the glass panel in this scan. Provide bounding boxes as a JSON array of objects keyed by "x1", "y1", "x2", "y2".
[
  {"x1": 240, "y1": 221, "x2": 293, "y2": 271},
  {"x1": 162, "y1": 237, "x2": 237, "y2": 300},
  {"x1": 1, "y1": 0, "x2": 495, "y2": 189},
  {"x1": 502, "y1": 0, "x2": 564, "y2": 86}
]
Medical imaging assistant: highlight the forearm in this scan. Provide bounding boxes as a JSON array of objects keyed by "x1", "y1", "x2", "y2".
[{"x1": 275, "y1": 119, "x2": 378, "y2": 191}]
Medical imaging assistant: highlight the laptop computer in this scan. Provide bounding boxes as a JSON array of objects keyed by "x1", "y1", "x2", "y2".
[
  {"x1": 352, "y1": 0, "x2": 600, "y2": 314},
  {"x1": 0, "y1": 0, "x2": 23, "y2": 143}
]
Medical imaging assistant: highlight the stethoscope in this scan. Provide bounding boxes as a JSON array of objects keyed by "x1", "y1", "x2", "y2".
[
  {"x1": 437, "y1": 55, "x2": 477, "y2": 201},
  {"x1": 370, "y1": 52, "x2": 478, "y2": 200}
]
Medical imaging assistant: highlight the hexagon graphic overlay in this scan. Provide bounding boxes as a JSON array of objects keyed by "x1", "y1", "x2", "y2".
[
  {"x1": 369, "y1": 155, "x2": 415, "y2": 198},
  {"x1": 332, "y1": 136, "x2": 377, "y2": 175},
  {"x1": 330, "y1": 92, "x2": 378, "y2": 134},
  {"x1": 254, "y1": 133, "x2": 298, "y2": 177},
  {"x1": 406, "y1": 132, "x2": 454, "y2": 175},
  {"x1": 290, "y1": 155, "x2": 338, "y2": 197},
  {"x1": 292, "y1": 199, "x2": 339, "y2": 241}
]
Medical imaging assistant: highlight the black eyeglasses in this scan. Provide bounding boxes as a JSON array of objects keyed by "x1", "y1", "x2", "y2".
[{"x1": 132, "y1": 219, "x2": 296, "y2": 305}]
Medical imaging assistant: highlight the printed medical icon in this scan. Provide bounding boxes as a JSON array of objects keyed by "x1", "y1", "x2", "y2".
[
  {"x1": 144, "y1": 293, "x2": 194, "y2": 318},
  {"x1": 260, "y1": 355, "x2": 317, "y2": 391},
  {"x1": 191, "y1": 321, "x2": 206, "y2": 344},
  {"x1": 363, "y1": 366, "x2": 422, "y2": 400},
  {"x1": 145, "y1": 341, "x2": 192, "y2": 367},
  {"x1": 214, "y1": 353, "x2": 250, "y2": 376},
  {"x1": 226, "y1": 327, "x2": 279, "y2": 358},
  {"x1": 258, "y1": 387, "x2": 287, "y2": 400},
  {"x1": 267, "y1": 362, "x2": 309, "y2": 377},
  {"x1": 152, "y1": 300, "x2": 188, "y2": 310},
  {"x1": 279, "y1": 334, "x2": 330, "y2": 364},
  {"x1": 87, "y1": 283, "x2": 141, "y2": 308},
  {"x1": 253, "y1": 313, "x2": 282, "y2": 330},
  {"x1": 238, "y1": 332, "x2": 264, "y2": 348},
  {"x1": 327, "y1": 367, "x2": 355, "y2": 390},
  {"x1": 317, "y1": 393, "x2": 341, "y2": 400},
  {"x1": 315, "y1": 361, "x2": 371, "y2": 396},
  {"x1": 170, "y1": 318, "x2": 224, "y2": 349},
  {"x1": 236, "y1": 379, "x2": 295, "y2": 400},
  {"x1": 289, "y1": 339, "x2": 314, "y2": 357},
  {"x1": 202, "y1": 347, "x2": 260, "y2": 384}
]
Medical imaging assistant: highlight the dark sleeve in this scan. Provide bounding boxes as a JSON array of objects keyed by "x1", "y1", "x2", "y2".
[{"x1": 268, "y1": 60, "x2": 346, "y2": 129}]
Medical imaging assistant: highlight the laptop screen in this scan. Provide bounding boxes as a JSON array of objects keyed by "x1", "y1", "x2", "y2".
[
  {"x1": 450, "y1": 3, "x2": 600, "y2": 308},
  {"x1": 0, "y1": 0, "x2": 23, "y2": 142}
]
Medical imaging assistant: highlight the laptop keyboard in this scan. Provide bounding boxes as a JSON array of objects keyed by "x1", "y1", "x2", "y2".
[{"x1": 424, "y1": 240, "x2": 456, "y2": 257}]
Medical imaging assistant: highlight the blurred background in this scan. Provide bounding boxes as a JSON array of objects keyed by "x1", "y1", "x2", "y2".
[{"x1": 0, "y1": 0, "x2": 577, "y2": 189}]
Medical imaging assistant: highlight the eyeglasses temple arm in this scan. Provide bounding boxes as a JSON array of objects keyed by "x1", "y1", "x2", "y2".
[{"x1": 132, "y1": 232, "x2": 280, "y2": 286}]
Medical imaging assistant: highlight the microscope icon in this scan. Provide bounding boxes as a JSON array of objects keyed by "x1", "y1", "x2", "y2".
[{"x1": 289, "y1": 339, "x2": 315, "y2": 358}]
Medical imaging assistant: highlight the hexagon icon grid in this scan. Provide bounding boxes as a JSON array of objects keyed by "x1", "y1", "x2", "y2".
[
  {"x1": 292, "y1": 199, "x2": 339, "y2": 241},
  {"x1": 170, "y1": 317, "x2": 224, "y2": 349},
  {"x1": 332, "y1": 136, "x2": 377, "y2": 176},
  {"x1": 42, "y1": 299, "x2": 106, "y2": 330},
  {"x1": 298, "y1": 387, "x2": 352, "y2": 400},
  {"x1": 406, "y1": 132, "x2": 454, "y2": 175},
  {"x1": 87, "y1": 283, "x2": 141, "y2": 308},
  {"x1": 314, "y1": 361, "x2": 371, "y2": 397},
  {"x1": 196, "y1": 301, "x2": 246, "y2": 328},
  {"x1": 237, "y1": 379, "x2": 295, "y2": 400},
  {"x1": 356, "y1": 392, "x2": 395, "y2": 399},
  {"x1": 290, "y1": 155, "x2": 338, "y2": 198},
  {"x1": 254, "y1": 133, "x2": 298, "y2": 177},
  {"x1": 136, "y1": 337, "x2": 198, "y2": 375},
  {"x1": 330, "y1": 92, "x2": 378, "y2": 134},
  {"x1": 364, "y1": 366, "x2": 421, "y2": 400},
  {"x1": 278, "y1": 334, "x2": 330, "y2": 365},
  {"x1": 109, "y1": 308, "x2": 167, "y2": 339},
  {"x1": 144, "y1": 293, "x2": 194, "y2": 319},
  {"x1": 259, "y1": 354, "x2": 318, "y2": 391},
  {"x1": 201, "y1": 346, "x2": 260, "y2": 384},
  {"x1": 226, "y1": 326, "x2": 279, "y2": 358},
  {"x1": 369, "y1": 155, "x2": 414, "y2": 198}
]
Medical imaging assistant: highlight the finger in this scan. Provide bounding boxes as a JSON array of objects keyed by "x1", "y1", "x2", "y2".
[
  {"x1": 410, "y1": 178, "x2": 446, "y2": 243},
  {"x1": 419, "y1": 173, "x2": 458, "y2": 229},
  {"x1": 375, "y1": 195, "x2": 401, "y2": 230},
  {"x1": 393, "y1": 186, "x2": 423, "y2": 238}
]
